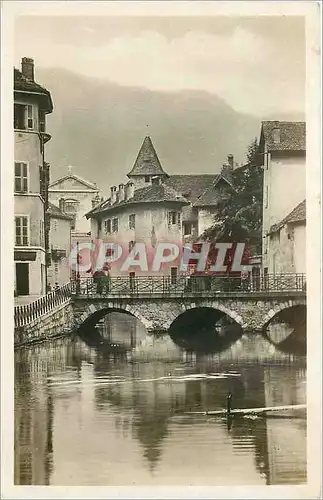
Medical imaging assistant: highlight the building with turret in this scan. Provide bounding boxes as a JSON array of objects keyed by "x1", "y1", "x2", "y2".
[
  {"x1": 14, "y1": 57, "x2": 53, "y2": 298},
  {"x1": 86, "y1": 136, "x2": 235, "y2": 276}
]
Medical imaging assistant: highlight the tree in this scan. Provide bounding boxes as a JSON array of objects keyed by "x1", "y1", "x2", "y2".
[{"x1": 202, "y1": 138, "x2": 263, "y2": 255}]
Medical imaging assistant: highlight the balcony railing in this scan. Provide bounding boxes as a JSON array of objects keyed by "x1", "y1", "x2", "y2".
[
  {"x1": 14, "y1": 282, "x2": 72, "y2": 329},
  {"x1": 71, "y1": 273, "x2": 306, "y2": 298}
]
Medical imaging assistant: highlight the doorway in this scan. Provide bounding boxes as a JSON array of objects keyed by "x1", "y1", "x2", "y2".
[{"x1": 16, "y1": 263, "x2": 29, "y2": 296}]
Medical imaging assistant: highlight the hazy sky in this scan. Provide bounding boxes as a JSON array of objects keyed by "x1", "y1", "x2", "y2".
[{"x1": 14, "y1": 15, "x2": 305, "y2": 117}]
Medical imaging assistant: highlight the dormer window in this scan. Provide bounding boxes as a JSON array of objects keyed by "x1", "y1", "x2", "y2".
[{"x1": 145, "y1": 175, "x2": 150, "y2": 183}]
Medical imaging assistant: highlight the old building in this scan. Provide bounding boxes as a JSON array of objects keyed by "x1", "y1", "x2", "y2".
[
  {"x1": 267, "y1": 200, "x2": 306, "y2": 274},
  {"x1": 259, "y1": 121, "x2": 306, "y2": 275},
  {"x1": 47, "y1": 202, "x2": 73, "y2": 288},
  {"x1": 14, "y1": 58, "x2": 53, "y2": 297},
  {"x1": 48, "y1": 168, "x2": 101, "y2": 247},
  {"x1": 86, "y1": 136, "x2": 234, "y2": 276}
]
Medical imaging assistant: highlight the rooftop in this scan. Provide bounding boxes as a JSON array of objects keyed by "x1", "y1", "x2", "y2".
[
  {"x1": 14, "y1": 67, "x2": 53, "y2": 113},
  {"x1": 260, "y1": 121, "x2": 306, "y2": 153},
  {"x1": 269, "y1": 200, "x2": 306, "y2": 234},
  {"x1": 127, "y1": 136, "x2": 169, "y2": 177},
  {"x1": 47, "y1": 202, "x2": 74, "y2": 220},
  {"x1": 87, "y1": 181, "x2": 189, "y2": 218},
  {"x1": 165, "y1": 174, "x2": 218, "y2": 203}
]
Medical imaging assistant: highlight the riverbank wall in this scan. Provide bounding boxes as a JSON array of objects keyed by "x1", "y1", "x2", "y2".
[{"x1": 14, "y1": 301, "x2": 74, "y2": 348}]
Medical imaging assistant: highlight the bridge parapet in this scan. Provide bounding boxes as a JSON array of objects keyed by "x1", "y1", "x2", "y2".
[{"x1": 71, "y1": 273, "x2": 306, "y2": 299}]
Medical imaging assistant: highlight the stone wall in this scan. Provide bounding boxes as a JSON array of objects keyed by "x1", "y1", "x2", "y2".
[{"x1": 14, "y1": 301, "x2": 74, "y2": 347}]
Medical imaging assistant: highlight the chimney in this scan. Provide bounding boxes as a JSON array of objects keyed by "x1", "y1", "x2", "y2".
[
  {"x1": 118, "y1": 183, "x2": 125, "y2": 202},
  {"x1": 151, "y1": 176, "x2": 161, "y2": 185},
  {"x1": 221, "y1": 163, "x2": 229, "y2": 174},
  {"x1": 92, "y1": 194, "x2": 100, "y2": 208},
  {"x1": 59, "y1": 198, "x2": 65, "y2": 212},
  {"x1": 272, "y1": 128, "x2": 281, "y2": 144},
  {"x1": 125, "y1": 182, "x2": 135, "y2": 200},
  {"x1": 21, "y1": 57, "x2": 34, "y2": 81},
  {"x1": 110, "y1": 186, "x2": 117, "y2": 204},
  {"x1": 227, "y1": 154, "x2": 234, "y2": 170}
]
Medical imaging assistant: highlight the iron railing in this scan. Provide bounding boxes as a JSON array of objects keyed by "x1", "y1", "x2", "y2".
[
  {"x1": 14, "y1": 282, "x2": 72, "y2": 328},
  {"x1": 71, "y1": 273, "x2": 306, "y2": 298}
]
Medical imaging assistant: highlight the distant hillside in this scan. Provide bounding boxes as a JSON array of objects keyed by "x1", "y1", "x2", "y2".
[{"x1": 36, "y1": 67, "x2": 275, "y2": 197}]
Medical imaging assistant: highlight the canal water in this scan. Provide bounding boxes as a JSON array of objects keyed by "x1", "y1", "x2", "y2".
[{"x1": 14, "y1": 314, "x2": 306, "y2": 486}]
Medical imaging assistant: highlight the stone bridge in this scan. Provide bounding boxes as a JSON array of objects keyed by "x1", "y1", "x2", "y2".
[{"x1": 72, "y1": 293, "x2": 306, "y2": 335}]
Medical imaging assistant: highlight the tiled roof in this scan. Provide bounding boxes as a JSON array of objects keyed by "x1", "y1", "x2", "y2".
[
  {"x1": 260, "y1": 121, "x2": 306, "y2": 152},
  {"x1": 47, "y1": 202, "x2": 73, "y2": 220},
  {"x1": 87, "y1": 182, "x2": 188, "y2": 217},
  {"x1": 193, "y1": 171, "x2": 234, "y2": 207},
  {"x1": 14, "y1": 68, "x2": 53, "y2": 112},
  {"x1": 165, "y1": 175, "x2": 218, "y2": 203},
  {"x1": 269, "y1": 200, "x2": 306, "y2": 234},
  {"x1": 127, "y1": 136, "x2": 168, "y2": 177}
]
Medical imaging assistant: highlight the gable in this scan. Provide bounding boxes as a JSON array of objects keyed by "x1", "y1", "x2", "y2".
[{"x1": 49, "y1": 176, "x2": 98, "y2": 192}]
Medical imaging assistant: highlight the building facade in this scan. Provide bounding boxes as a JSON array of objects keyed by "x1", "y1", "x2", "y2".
[
  {"x1": 48, "y1": 169, "x2": 100, "y2": 248},
  {"x1": 267, "y1": 200, "x2": 306, "y2": 275},
  {"x1": 14, "y1": 58, "x2": 53, "y2": 297},
  {"x1": 47, "y1": 202, "x2": 73, "y2": 288},
  {"x1": 259, "y1": 121, "x2": 306, "y2": 275},
  {"x1": 87, "y1": 136, "x2": 235, "y2": 276}
]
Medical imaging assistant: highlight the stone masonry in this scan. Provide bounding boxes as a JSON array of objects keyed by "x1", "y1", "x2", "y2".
[
  {"x1": 72, "y1": 294, "x2": 306, "y2": 334},
  {"x1": 14, "y1": 301, "x2": 74, "y2": 347}
]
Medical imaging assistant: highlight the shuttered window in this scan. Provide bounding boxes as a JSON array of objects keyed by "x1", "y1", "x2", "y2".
[{"x1": 14, "y1": 162, "x2": 28, "y2": 193}]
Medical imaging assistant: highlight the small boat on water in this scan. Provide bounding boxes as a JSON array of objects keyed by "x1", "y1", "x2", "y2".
[{"x1": 186, "y1": 403, "x2": 306, "y2": 419}]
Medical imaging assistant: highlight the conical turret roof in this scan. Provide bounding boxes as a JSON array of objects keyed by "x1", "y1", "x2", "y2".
[{"x1": 127, "y1": 136, "x2": 168, "y2": 177}]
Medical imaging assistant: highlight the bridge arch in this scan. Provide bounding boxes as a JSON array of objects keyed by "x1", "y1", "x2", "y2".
[
  {"x1": 260, "y1": 298, "x2": 306, "y2": 331},
  {"x1": 173, "y1": 300, "x2": 245, "y2": 328},
  {"x1": 74, "y1": 301, "x2": 153, "y2": 332}
]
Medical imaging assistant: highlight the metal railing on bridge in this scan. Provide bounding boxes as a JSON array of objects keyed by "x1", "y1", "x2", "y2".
[
  {"x1": 71, "y1": 273, "x2": 306, "y2": 298},
  {"x1": 14, "y1": 282, "x2": 71, "y2": 328}
]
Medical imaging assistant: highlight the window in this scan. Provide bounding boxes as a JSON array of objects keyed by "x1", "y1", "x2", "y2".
[
  {"x1": 14, "y1": 162, "x2": 28, "y2": 193},
  {"x1": 27, "y1": 105, "x2": 33, "y2": 129},
  {"x1": 112, "y1": 218, "x2": 118, "y2": 233},
  {"x1": 15, "y1": 217, "x2": 28, "y2": 246},
  {"x1": 104, "y1": 219, "x2": 111, "y2": 234},
  {"x1": 168, "y1": 211, "x2": 181, "y2": 226},
  {"x1": 129, "y1": 214, "x2": 136, "y2": 229},
  {"x1": 168, "y1": 211, "x2": 177, "y2": 225},
  {"x1": 14, "y1": 104, "x2": 26, "y2": 129},
  {"x1": 39, "y1": 110, "x2": 46, "y2": 132},
  {"x1": 183, "y1": 222, "x2": 192, "y2": 236},
  {"x1": 13, "y1": 104, "x2": 34, "y2": 130},
  {"x1": 144, "y1": 175, "x2": 150, "y2": 183},
  {"x1": 64, "y1": 200, "x2": 78, "y2": 213}
]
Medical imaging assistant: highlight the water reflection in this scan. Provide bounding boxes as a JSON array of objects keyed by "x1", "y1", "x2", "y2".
[{"x1": 14, "y1": 331, "x2": 306, "y2": 486}]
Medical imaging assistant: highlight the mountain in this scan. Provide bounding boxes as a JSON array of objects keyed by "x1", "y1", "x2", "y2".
[{"x1": 37, "y1": 67, "x2": 263, "y2": 197}]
